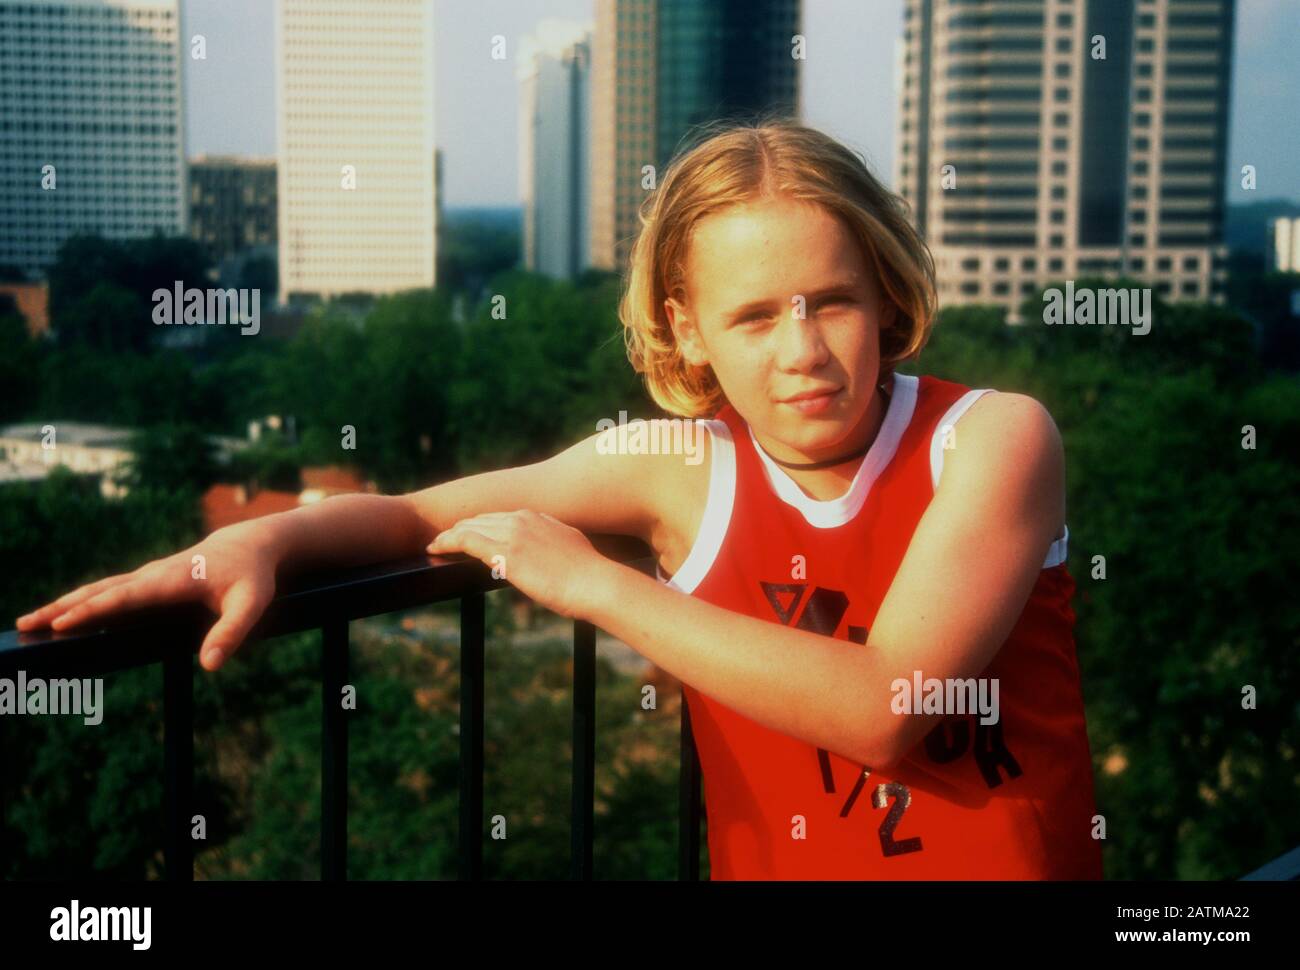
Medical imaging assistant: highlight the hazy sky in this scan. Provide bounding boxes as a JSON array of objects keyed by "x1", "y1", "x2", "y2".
[{"x1": 181, "y1": 0, "x2": 1299, "y2": 207}]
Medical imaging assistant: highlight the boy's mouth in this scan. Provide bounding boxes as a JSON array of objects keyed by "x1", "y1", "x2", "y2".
[{"x1": 778, "y1": 386, "x2": 842, "y2": 415}]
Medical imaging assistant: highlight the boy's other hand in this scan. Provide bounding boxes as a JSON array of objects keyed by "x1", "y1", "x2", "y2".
[{"x1": 427, "y1": 509, "x2": 608, "y2": 620}]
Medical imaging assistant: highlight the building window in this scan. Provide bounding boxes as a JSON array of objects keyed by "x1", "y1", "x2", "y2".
[
  {"x1": 962, "y1": 257, "x2": 980, "y2": 271},
  {"x1": 993, "y1": 281, "x2": 1011, "y2": 295},
  {"x1": 1050, "y1": 210, "x2": 1065, "y2": 224},
  {"x1": 1050, "y1": 234, "x2": 1065, "y2": 246},
  {"x1": 1181, "y1": 281, "x2": 1199, "y2": 296},
  {"x1": 1053, "y1": 137, "x2": 1069, "y2": 150},
  {"x1": 1055, "y1": 87, "x2": 1070, "y2": 102},
  {"x1": 1023, "y1": 257, "x2": 1037, "y2": 270},
  {"x1": 1052, "y1": 161, "x2": 1067, "y2": 175},
  {"x1": 1183, "y1": 256, "x2": 1199, "y2": 271},
  {"x1": 1051, "y1": 185, "x2": 1066, "y2": 199},
  {"x1": 1157, "y1": 257, "x2": 1172, "y2": 271},
  {"x1": 995, "y1": 257, "x2": 1010, "y2": 270},
  {"x1": 1131, "y1": 210, "x2": 1147, "y2": 223},
  {"x1": 1049, "y1": 258, "x2": 1064, "y2": 272},
  {"x1": 1130, "y1": 258, "x2": 1146, "y2": 271},
  {"x1": 1054, "y1": 112, "x2": 1070, "y2": 126},
  {"x1": 961, "y1": 281, "x2": 980, "y2": 295},
  {"x1": 1055, "y1": 63, "x2": 1071, "y2": 78}
]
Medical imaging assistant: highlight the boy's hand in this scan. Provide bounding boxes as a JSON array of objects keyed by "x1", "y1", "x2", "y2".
[
  {"x1": 427, "y1": 510, "x2": 609, "y2": 620},
  {"x1": 15, "y1": 523, "x2": 279, "y2": 673}
]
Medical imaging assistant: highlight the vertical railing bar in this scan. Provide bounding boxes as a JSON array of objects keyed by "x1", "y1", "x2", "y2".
[
  {"x1": 163, "y1": 647, "x2": 194, "y2": 881},
  {"x1": 571, "y1": 619, "x2": 596, "y2": 880},
  {"x1": 678, "y1": 688, "x2": 701, "y2": 881},
  {"x1": 458, "y1": 592, "x2": 485, "y2": 881},
  {"x1": 321, "y1": 617, "x2": 349, "y2": 881}
]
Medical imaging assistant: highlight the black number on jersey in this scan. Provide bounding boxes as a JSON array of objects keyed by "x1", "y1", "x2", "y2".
[
  {"x1": 872, "y1": 782, "x2": 924, "y2": 856},
  {"x1": 758, "y1": 580, "x2": 868, "y2": 795},
  {"x1": 838, "y1": 769, "x2": 925, "y2": 857}
]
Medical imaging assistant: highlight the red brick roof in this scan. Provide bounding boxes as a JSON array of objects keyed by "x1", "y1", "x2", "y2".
[
  {"x1": 0, "y1": 282, "x2": 49, "y2": 338},
  {"x1": 202, "y1": 483, "x2": 301, "y2": 532},
  {"x1": 301, "y1": 465, "x2": 369, "y2": 493}
]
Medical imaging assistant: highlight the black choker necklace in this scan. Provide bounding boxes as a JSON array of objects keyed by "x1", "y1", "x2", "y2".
[{"x1": 757, "y1": 385, "x2": 890, "y2": 471}]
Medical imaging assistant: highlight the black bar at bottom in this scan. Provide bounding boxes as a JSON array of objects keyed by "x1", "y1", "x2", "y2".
[
  {"x1": 679, "y1": 690, "x2": 702, "y2": 881},
  {"x1": 571, "y1": 620, "x2": 596, "y2": 880},
  {"x1": 321, "y1": 618, "x2": 349, "y2": 881},
  {"x1": 163, "y1": 649, "x2": 194, "y2": 881},
  {"x1": 458, "y1": 593, "x2": 485, "y2": 881}
]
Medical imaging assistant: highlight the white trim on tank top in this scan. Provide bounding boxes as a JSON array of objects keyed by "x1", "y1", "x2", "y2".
[
  {"x1": 655, "y1": 374, "x2": 1068, "y2": 592},
  {"x1": 745, "y1": 371, "x2": 920, "y2": 529},
  {"x1": 655, "y1": 374, "x2": 914, "y2": 592},
  {"x1": 930, "y1": 388, "x2": 1069, "y2": 569},
  {"x1": 657, "y1": 418, "x2": 737, "y2": 594}
]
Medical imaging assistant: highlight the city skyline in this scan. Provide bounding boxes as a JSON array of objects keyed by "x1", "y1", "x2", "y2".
[{"x1": 179, "y1": 0, "x2": 1300, "y2": 209}]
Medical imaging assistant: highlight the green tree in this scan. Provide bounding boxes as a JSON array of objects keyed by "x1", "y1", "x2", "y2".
[{"x1": 121, "y1": 423, "x2": 221, "y2": 496}]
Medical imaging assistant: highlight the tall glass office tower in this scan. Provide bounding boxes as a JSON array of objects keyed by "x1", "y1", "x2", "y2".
[{"x1": 590, "y1": 0, "x2": 801, "y2": 273}]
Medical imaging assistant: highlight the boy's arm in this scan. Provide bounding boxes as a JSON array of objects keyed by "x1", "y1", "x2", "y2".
[
  {"x1": 265, "y1": 429, "x2": 670, "y2": 574},
  {"x1": 405, "y1": 429, "x2": 670, "y2": 544},
  {"x1": 553, "y1": 393, "x2": 1064, "y2": 769}
]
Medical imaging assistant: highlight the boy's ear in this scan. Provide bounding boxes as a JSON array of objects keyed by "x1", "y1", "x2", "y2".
[
  {"x1": 664, "y1": 297, "x2": 709, "y2": 367},
  {"x1": 878, "y1": 298, "x2": 900, "y2": 336}
]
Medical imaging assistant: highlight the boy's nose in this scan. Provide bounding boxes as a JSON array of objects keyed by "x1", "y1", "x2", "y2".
[{"x1": 775, "y1": 314, "x2": 831, "y2": 373}]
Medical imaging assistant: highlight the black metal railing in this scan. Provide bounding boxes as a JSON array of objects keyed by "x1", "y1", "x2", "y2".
[
  {"x1": 9, "y1": 540, "x2": 1299, "y2": 884},
  {"x1": 0, "y1": 534, "x2": 705, "y2": 881}
]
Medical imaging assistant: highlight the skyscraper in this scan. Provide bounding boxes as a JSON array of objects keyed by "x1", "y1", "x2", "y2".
[
  {"x1": 896, "y1": 0, "x2": 1235, "y2": 319},
  {"x1": 590, "y1": 0, "x2": 801, "y2": 273},
  {"x1": 519, "y1": 21, "x2": 592, "y2": 281},
  {"x1": 188, "y1": 155, "x2": 277, "y2": 268},
  {"x1": 275, "y1": 0, "x2": 436, "y2": 303},
  {"x1": 0, "y1": 0, "x2": 186, "y2": 278}
]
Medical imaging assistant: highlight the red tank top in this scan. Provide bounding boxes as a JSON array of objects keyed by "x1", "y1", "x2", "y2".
[{"x1": 657, "y1": 372, "x2": 1103, "y2": 880}]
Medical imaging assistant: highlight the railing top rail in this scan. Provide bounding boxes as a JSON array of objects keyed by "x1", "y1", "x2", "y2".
[{"x1": 1, "y1": 534, "x2": 654, "y2": 676}]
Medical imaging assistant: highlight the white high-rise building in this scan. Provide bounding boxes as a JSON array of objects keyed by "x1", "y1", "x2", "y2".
[
  {"x1": 1267, "y1": 217, "x2": 1300, "y2": 273},
  {"x1": 518, "y1": 21, "x2": 592, "y2": 281},
  {"x1": 896, "y1": 0, "x2": 1235, "y2": 321},
  {"x1": 0, "y1": 0, "x2": 187, "y2": 278},
  {"x1": 275, "y1": 0, "x2": 437, "y2": 303}
]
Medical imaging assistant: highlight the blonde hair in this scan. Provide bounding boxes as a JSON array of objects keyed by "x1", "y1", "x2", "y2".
[{"x1": 619, "y1": 117, "x2": 937, "y2": 418}]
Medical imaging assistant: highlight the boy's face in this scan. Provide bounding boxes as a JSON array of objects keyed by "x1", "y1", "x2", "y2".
[{"x1": 665, "y1": 195, "x2": 892, "y2": 462}]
